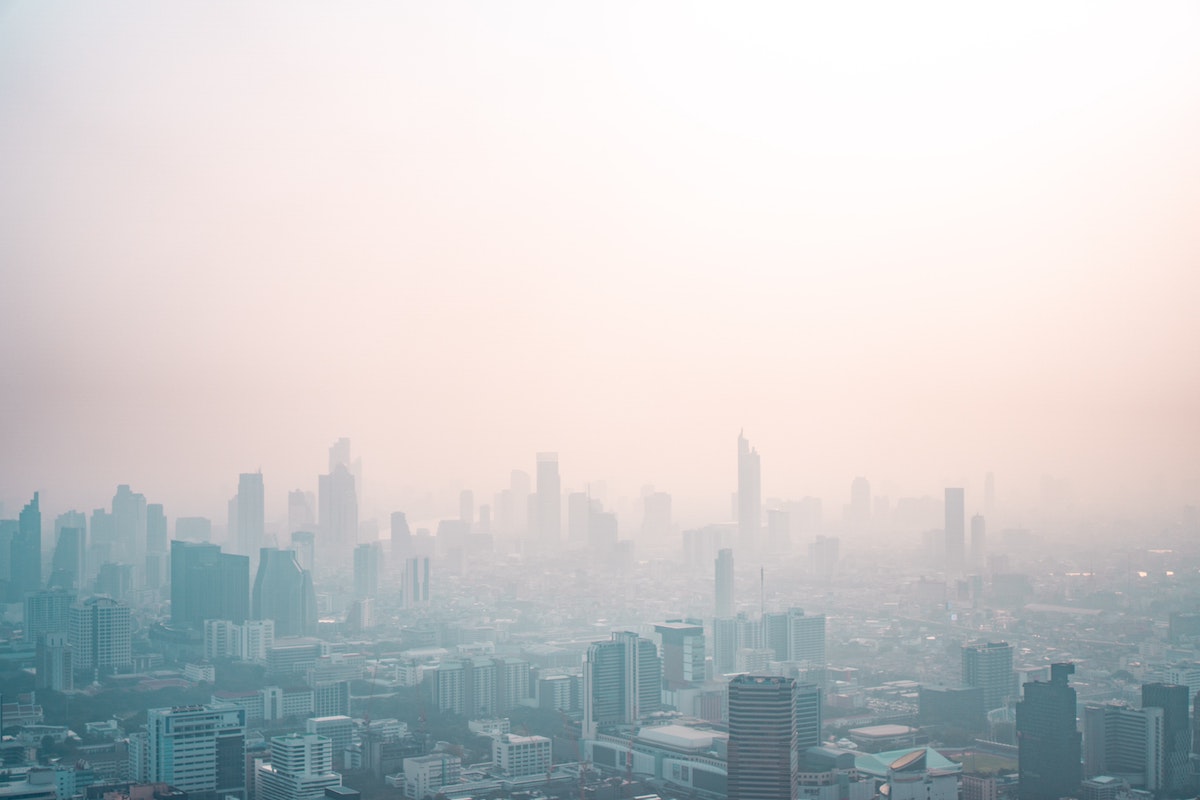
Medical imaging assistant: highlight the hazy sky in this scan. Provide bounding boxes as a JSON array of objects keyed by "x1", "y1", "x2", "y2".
[{"x1": 2, "y1": 2, "x2": 1198, "y2": 524}]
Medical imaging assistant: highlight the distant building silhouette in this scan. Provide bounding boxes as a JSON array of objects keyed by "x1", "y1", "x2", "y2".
[
  {"x1": 252, "y1": 547, "x2": 318, "y2": 637},
  {"x1": 319, "y1": 464, "x2": 358, "y2": 562},
  {"x1": 145, "y1": 502, "x2": 168, "y2": 590},
  {"x1": 353, "y1": 542, "x2": 380, "y2": 599},
  {"x1": 170, "y1": 540, "x2": 250, "y2": 629},
  {"x1": 737, "y1": 431, "x2": 761, "y2": 554},
  {"x1": 715, "y1": 548, "x2": 735, "y2": 618},
  {"x1": 403, "y1": 556, "x2": 430, "y2": 608},
  {"x1": 535, "y1": 452, "x2": 561, "y2": 543},
  {"x1": 238, "y1": 472, "x2": 265, "y2": 559},
  {"x1": 945, "y1": 487, "x2": 965, "y2": 571},
  {"x1": 8, "y1": 493, "x2": 41, "y2": 601},
  {"x1": 849, "y1": 477, "x2": 871, "y2": 531},
  {"x1": 175, "y1": 516, "x2": 213, "y2": 542},
  {"x1": 112, "y1": 484, "x2": 146, "y2": 581},
  {"x1": 389, "y1": 512, "x2": 411, "y2": 561}
]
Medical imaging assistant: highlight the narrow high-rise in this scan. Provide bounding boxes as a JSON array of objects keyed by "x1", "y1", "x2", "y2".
[
  {"x1": 319, "y1": 463, "x2": 358, "y2": 561},
  {"x1": 715, "y1": 548, "x2": 735, "y2": 619},
  {"x1": 1016, "y1": 663, "x2": 1080, "y2": 800},
  {"x1": 1141, "y1": 682, "x2": 1190, "y2": 795},
  {"x1": 237, "y1": 472, "x2": 266, "y2": 558},
  {"x1": 8, "y1": 493, "x2": 42, "y2": 601},
  {"x1": 252, "y1": 547, "x2": 318, "y2": 637},
  {"x1": 535, "y1": 452, "x2": 561, "y2": 543},
  {"x1": 945, "y1": 487, "x2": 965, "y2": 571},
  {"x1": 170, "y1": 540, "x2": 250, "y2": 629},
  {"x1": 737, "y1": 432, "x2": 761, "y2": 554}
]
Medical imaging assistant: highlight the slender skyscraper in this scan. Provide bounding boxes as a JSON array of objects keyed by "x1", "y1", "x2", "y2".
[
  {"x1": 945, "y1": 487, "x2": 965, "y2": 571},
  {"x1": 390, "y1": 511, "x2": 412, "y2": 560},
  {"x1": 1142, "y1": 682, "x2": 1190, "y2": 795},
  {"x1": 112, "y1": 484, "x2": 147, "y2": 576},
  {"x1": 288, "y1": 490, "x2": 316, "y2": 533},
  {"x1": 353, "y1": 542, "x2": 381, "y2": 599},
  {"x1": 535, "y1": 453, "x2": 561, "y2": 543},
  {"x1": 145, "y1": 503, "x2": 168, "y2": 589},
  {"x1": 8, "y1": 493, "x2": 41, "y2": 601},
  {"x1": 237, "y1": 472, "x2": 266, "y2": 558},
  {"x1": 319, "y1": 463, "x2": 358, "y2": 560},
  {"x1": 737, "y1": 431, "x2": 761, "y2": 554},
  {"x1": 715, "y1": 548, "x2": 735, "y2": 619}
]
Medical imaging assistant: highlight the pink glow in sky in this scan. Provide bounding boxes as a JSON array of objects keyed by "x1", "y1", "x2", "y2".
[{"x1": 1, "y1": 2, "x2": 1198, "y2": 524}]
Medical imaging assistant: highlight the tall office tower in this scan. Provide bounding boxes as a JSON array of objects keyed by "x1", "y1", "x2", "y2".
[
  {"x1": 89, "y1": 507, "x2": 115, "y2": 572},
  {"x1": 713, "y1": 614, "x2": 763, "y2": 676},
  {"x1": 291, "y1": 531, "x2": 316, "y2": 574},
  {"x1": 786, "y1": 608, "x2": 827, "y2": 673},
  {"x1": 587, "y1": 508, "x2": 618, "y2": 551},
  {"x1": 494, "y1": 657, "x2": 534, "y2": 714},
  {"x1": 94, "y1": 562, "x2": 135, "y2": 600},
  {"x1": 8, "y1": 493, "x2": 42, "y2": 601},
  {"x1": 970, "y1": 514, "x2": 986, "y2": 571},
  {"x1": 0, "y1": 518, "x2": 15, "y2": 589},
  {"x1": 288, "y1": 490, "x2": 316, "y2": 532},
  {"x1": 252, "y1": 548, "x2": 318, "y2": 637},
  {"x1": 763, "y1": 611, "x2": 790, "y2": 661},
  {"x1": 35, "y1": 633, "x2": 73, "y2": 690},
  {"x1": 147, "y1": 704, "x2": 247, "y2": 800},
  {"x1": 535, "y1": 453, "x2": 561, "y2": 543},
  {"x1": 145, "y1": 503, "x2": 168, "y2": 589},
  {"x1": 388, "y1": 512, "x2": 411, "y2": 561},
  {"x1": 1142, "y1": 683, "x2": 1190, "y2": 795},
  {"x1": 319, "y1": 464, "x2": 358, "y2": 560},
  {"x1": 69, "y1": 595, "x2": 132, "y2": 673},
  {"x1": 50, "y1": 523, "x2": 86, "y2": 591},
  {"x1": 328, "y1": 438, "x2": 362, "y2": 506},
  {"x1": 765, "y1": 508, "x2": 790, "y2": 554},
  {"x1": 170, "y1": 540, "x2": 250, "y2": 629},
  {"x1": 582, "y1": 631, "x2": 661, "y2": 737},
  {"x1": 403, "y1": 556, "x2": 431, "y2": 607},
  {"x1": 737, "y1": 431, "x2": 761, "y2": 554},
  {"x1": 459, "y1": 490, "x2": 474, "y2": 527},
  {"x1": 176, "y1": 516, "x2": 213, "y2": 542},
  {"x1": 24, "y1": 589, "x2": 74, "y2": 643},
  {"x1": 256, "y1": 732, "x2": 341, "y2": 800},
  {"x1": 655, "y1": 620, "x2": 706, "y2": 690},
  {"x1": 849, "y1": 477, "x2": 871, "y2": 531},
  {"x1": 809, "y1": 535, "x2": 840, "y2": 580},
  {"x1": 567, "y1": 492, "x2": 589, "y2": 545},
  {"x1": 727, "y1": 675, "x2": 799, "y2": 800},
  {"x1": 112, "y1": 484, "x2": 147, "y2": 575},
  {"x1": 794, "y1": 681, "x2": 822, "y2": 749},
  {"x1": 641, "y1": 492, "x2": 672, "y2": 542},
  {"x1": 1016, "y1": 663, "x2": 1081, "y2": 800},
  {"x1": 715, "y1": 548, "x2": 735, "y2": 619},
  {"x1": 962, "y1": 641, "x2": 1014, "y2": 713},
  {"x1": 237, "y1": 472, "x2": 265, "y2": 558},
  {"x1": 1083, "y1": 701, "x2": 1164, "y2": 792},
  {"x1": 945, "y1": 487, "x2": 965, "y2": 571},
  {"x1": 353, "y1": 542, "x2": 380, "y2": 599},
  {"x1": 984, "y1": 471, "x2": 996, "y2": 519}
]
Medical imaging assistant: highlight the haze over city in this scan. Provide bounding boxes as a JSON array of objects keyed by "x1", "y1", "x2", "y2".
[{"x1": 2, "y1": 2, "x2": 1198, "y2": 524}]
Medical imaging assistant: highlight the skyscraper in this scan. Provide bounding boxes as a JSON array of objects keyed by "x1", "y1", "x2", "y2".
[
  {"x1": 1083, "y1": 701, "x2": 1164, "y2": 792},
  {"x1": 36, "y1": 633, "x2": 73, "y2": 691},
  {"x1": 582, "y1": 631, "x2": 661, "y2": 738},
  {"x1": 962, "y1": 641, "x2": 1014, "y2": 713},
  {"x1": 1141, "y1": 682, "x2": 1190, "y2": 795},
  {"x1": 238, "y1": 472, "x2": 265, "y2": 558},
  {"x1": 715, "y1": 548, "x2": 735, "y2": 619},
  {"x1": 945, "y1": 487, "x2": 965, "y2": 571},
  {"x1": 655, "y1": 620, "x2": 706, "y2": 690},
  {"x1": 353, "y1": 542, "x2": 380, "y2": 599},
  {"x1": 737, "y1": 431, "x2": 761, "y2": 554},
  {"x1": 8, "y1": 493, "x2": 42, "y2": 601},
  {"x1": 319, "y1": 463, "x2": 358, "y2": 560},
  {"x1": 535, "y1": 452, "x2": 561, "y2": 543},
  {"x1": 849, "y1": 477, "x2": 871, "y2": 531},
  {"x1": 50, "y1": 510, "x2": 87, "y2": 590},
  {"x1": 328, "y1": 437, "x2": 362, "y2": 506},
  {"x1": 389, "y1": 511, "x2": 412, "y2": 560},
  {"x1": 147, "y1": 704, "x2": 247, "y2": 800},
  {"x1": 1016, "y1": 662, "x2": 1080, "y2": 800},
  {"x1": 112, "y1": 484, "x2": 147, "y2": 577},
  {"x1": 145, "y1": 502, "x2": 168, "y2": 589},
  {"x1": 170, "y1": 540, "x2": 250, "y2": 629},
  {"x1": 727, "y1": 675, "x2": 802, "y2": 800},
  {"x1": 288, "y1": 490, "x2": 316, "y2": 533},
  {"x1": 970, "y1": 513, "x2": 986, "y2": 570},
  {"x1": 252, "y1": 547, "x2": 318, "y2": 637},
  {"x1": 24, "y1": 588, "x2": 74, "y2": 644},
  {"x1": 404, "y1": 555, "x2": 430, "y2": 608}
]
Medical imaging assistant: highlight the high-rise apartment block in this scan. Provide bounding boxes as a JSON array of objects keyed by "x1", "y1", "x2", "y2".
[
  {"x1": 583, "y1": 631, "x2": 661, "y2": 737},
  {"x1": 147, "y1": 704, "x2": 247, "y2": 800},
  {"x1": 70, "y1": 595, "x2": 132, "y2": 673},
  {"x1": 962, "y1": 641, "x2": 1014, "y2": 713}
]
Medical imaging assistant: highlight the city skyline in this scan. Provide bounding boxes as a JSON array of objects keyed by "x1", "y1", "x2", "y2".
[{"x1": 1, "y1": 3, "x2": 1198, "y2": 521}]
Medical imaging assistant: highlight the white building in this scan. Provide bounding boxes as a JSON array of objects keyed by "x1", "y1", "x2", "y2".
[
  {"x1": 256, "y1": 733, "x2": 342, "y2": 800},
  {"x1": 402, "y1": 753, "x2": 460, "y2": 799},
  {"x1": 146, "y1": 704, "x2": 247, "y2": 799},
  {"x1": 70, "y1": 597, "x2": 132, "y2": 672},
  {"x1": 492, "y1": 734, "x2": 551, "y2": 778}
]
